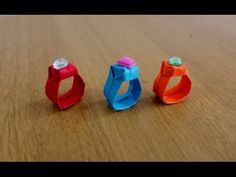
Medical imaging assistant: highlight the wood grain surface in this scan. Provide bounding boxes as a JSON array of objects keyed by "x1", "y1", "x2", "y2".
[{"x1": 0, "y1": 15, "x2": 236, "y2": 161}]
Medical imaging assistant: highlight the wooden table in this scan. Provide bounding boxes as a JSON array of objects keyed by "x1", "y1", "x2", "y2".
[{"x1": 0, "y1": 15, "x2": 236, "y2": 161}]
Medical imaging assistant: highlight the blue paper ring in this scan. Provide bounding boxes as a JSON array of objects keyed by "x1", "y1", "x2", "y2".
[{"x1": 103, "y1": 63, "x2": 142, "y2": 111}]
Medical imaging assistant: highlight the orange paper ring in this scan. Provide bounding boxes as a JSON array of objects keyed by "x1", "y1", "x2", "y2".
[{"x1": 153, "y1": 58, "x2": 191, "y2": 104}]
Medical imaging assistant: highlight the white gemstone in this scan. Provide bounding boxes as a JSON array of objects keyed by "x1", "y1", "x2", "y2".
[{"x1": 52, "y1": 58, "x2": 69, "y2": 69}]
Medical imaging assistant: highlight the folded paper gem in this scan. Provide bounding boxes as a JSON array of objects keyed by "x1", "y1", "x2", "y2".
[
  {"x1": 117, "y1": 57, "x2": 136, "y2": 68},
  {"x1": 53, "y1": 58, "x2": 69, "y2": 69},
  {"x1": 168, "y1": 57, "x2": 183, "y2": 66}
]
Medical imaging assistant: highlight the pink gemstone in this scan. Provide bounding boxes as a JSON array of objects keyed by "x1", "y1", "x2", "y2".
[{"x1": 117, "y1": 57, "x2": 136, "y2": 68}]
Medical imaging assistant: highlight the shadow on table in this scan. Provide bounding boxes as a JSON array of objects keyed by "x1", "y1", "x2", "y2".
[
  {"x1": 151, "y1": 95, "x2": 167, "y2": 106},
  {"x1": 92, "y1": 94, "x2": 167, "y2": 119},
  {"x1": 26, "y1": 93, "x2": 170, "y2": 121},
  {"x1": 27, "y1": 99, "x2": 65, "y2": 119}
]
